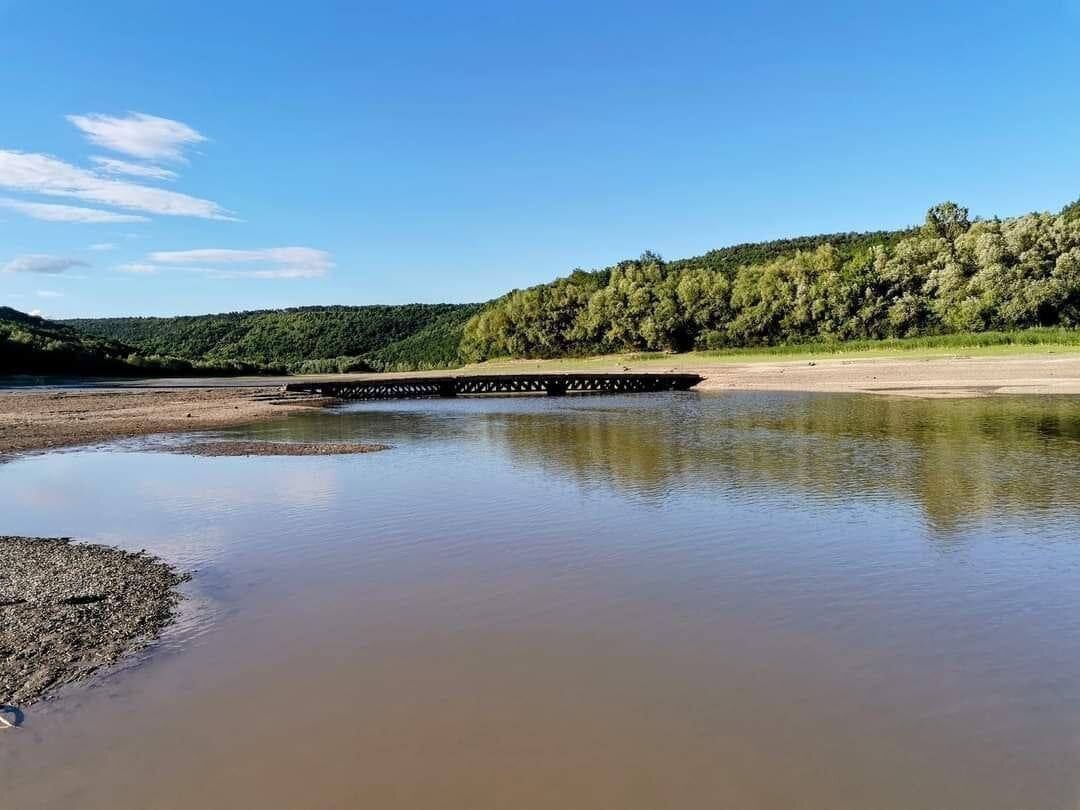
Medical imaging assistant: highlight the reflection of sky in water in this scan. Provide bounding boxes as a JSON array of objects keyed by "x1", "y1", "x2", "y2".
[
  {"x1": 8, "y1": 390, "x2": 1079, "y2": 643},
  {"x1": 9, "y1": 391, "x2": 1079, "y2": 559},
  {"x1": 4, "y1": 391, "x2": 1080, "y2": 809}
]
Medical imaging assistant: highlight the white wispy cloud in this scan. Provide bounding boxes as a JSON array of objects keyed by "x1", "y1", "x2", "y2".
[
  {"x1": 67, "y1": 112, "x2": 207, "y2": 162},
  {"x1": 115, "y1": 262, "x2": 158, "y2": 275},
  {"x1": 148, "y1": 247, "x2": 333, "y2": 279},
  {"x1": 90, "y1": 156, "x2": 179, "y2": 181},
  {"x1": 36, "y1": 289, "x2": 63, "y2": 298},
  {"x1": 248, "y1": 267, "x2": 325, "y2": 279},
  {"x1": 0, "y1": 151, "x2": 233, "y2": 220},
  {"x1": 0, "y1": 197, "x2": 149, "y2": 223},
  {"x1": 2, "y1": 255, "x2": 90, "y2": 274},
  {"x1": 88, "y1": 242, "x2": 117, "y2": 251}
]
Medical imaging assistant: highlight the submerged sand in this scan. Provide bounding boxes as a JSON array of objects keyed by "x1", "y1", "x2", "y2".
[{"x1": 167, "y1": 439, "x2": 389, "y2": 456}]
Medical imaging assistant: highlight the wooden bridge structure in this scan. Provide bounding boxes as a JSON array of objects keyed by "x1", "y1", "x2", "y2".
[{"x1": 283, "y1": 372, "x2": 704, "y2": 401}]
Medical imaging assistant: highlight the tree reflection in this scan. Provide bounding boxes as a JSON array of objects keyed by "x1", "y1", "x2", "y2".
[{"x1": 488, "y1": 393, "x2": 1080, "y2": 534}]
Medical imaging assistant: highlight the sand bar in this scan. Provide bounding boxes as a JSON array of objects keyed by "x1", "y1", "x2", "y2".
[{"x1": 0, "y1": 387, "x2": 334, "y2": 458}]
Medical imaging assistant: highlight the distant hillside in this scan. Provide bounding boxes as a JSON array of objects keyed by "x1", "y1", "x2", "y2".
[
  {"x1": 50, "y1": 195, "x2": 1080, "y2": 374},
  {"x1": 1, "y1": 307, "x2": 139, "y2": 376},
  {"x1": 67, "y1": 303, "x2": 484, "y2": 373},
  {"x1": 63, "y1": 232, "x2": 915, "y2": 374},
  {"x1": 1, "y1": 307, "x2": 282, "y2": 377}
]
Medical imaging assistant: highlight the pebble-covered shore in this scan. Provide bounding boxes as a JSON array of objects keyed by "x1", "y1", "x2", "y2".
[{"x1": 0, "y1": 536, "x2": 189, "y2": 709}]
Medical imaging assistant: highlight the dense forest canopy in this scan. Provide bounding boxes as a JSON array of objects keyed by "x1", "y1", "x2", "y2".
[{"x1": 460, "y1": 200, "x2": 1080, "y2": 360}]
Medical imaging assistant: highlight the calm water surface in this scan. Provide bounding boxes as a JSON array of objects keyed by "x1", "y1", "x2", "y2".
[{"x1": 3, "y1": 391, "x2": 1080, "y2": 809}]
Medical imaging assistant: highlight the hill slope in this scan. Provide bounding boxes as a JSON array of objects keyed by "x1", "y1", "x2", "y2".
[
  {"x1": 0, "y1": 307, "x2": 282, "y2": 377},
  {"x1": 67, "y1": 303, "x2": 484, "y2": 373},
  {"x1": 55, "y1": 196, "x2": 1080, "y2": 373},
  {"x1": 1, "y1": 307, "x2": 140, "y2": 376},
  {"x1": 66, "y1": 230, "x2": 910, "y2": 373}
]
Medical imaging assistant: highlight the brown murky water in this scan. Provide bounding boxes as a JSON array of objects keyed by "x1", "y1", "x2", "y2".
[{"x1": 3, "y1": 392, "x2": 1080, "y2": 809}]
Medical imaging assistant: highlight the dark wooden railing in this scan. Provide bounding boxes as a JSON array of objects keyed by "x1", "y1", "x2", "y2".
[{"x1": 284, "y1": 372, "x2": 703, "y2": 400}]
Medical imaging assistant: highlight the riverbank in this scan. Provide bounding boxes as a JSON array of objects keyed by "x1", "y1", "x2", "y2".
[
  {"x1": 3, "y1": 352, "x2": 1079, "y2": 457},
  {"x1": 0, "y1": 536, "x2": 188, "y2": 709},
  {"x1": 0, "y1": 387, "x2": 334, "y2": 458},
  {"x1": 688, "y1": 353, "x2": 1080, "y2": 398},
  {"x1": 473, "y1": 351, "x2": 1080, "y2": 398}
]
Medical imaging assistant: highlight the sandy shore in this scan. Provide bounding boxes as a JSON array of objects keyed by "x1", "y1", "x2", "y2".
[
  {"x1": 2, "y1": 354, "x2": 1078, "y2": 457},
  {"x1": 688, "y1": 353, "x2": 1080, "y2": 398},
  {"x1": 0, "y1": 387, "x2": 334, "y2": 458},
  {"x1": 459, "y1": 352, "x2": 1080, "y2": 397}
]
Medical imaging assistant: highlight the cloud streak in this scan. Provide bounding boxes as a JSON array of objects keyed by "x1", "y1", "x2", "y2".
[
  {"x1": 0, "y1": 197, "x2": 149, "y2": 223},
  {"x1": 115, "y1": 262, "x2": 158, "y2": 275},
  {"x1": 90, "y1": 156, "x2": 179, "y2": 181},
  {"x1": 148, "y1": 247, "x2": 333, "y2": 279},
  {"x1": 67, "y1": 112, "x2": 207, "y2": 162},
  {"x1": 0, "y1": 150, "x2": 233, "y2": 220},
  {"x1": 2, "y1": 255, "x2": 90, "y2": 274}
]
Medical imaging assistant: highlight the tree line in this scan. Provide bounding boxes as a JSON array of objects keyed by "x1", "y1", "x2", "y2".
[{"x1": 461, "y1": 200, "x2": 1080, "y2": 360}]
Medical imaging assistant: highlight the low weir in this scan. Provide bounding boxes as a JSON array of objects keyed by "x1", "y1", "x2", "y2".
[{"x1": 284, "y1": 372, "x2": 704, "y2": 400}]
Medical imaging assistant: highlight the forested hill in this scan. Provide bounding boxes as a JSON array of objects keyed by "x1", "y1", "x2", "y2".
[
  {"x1": 0, "y1": 307, "x2": 291, "y2": 376},
  {"x1": 67, "y1": 303, "x2": 485, "y2": 373},
  {"x1": 64, "y1": 229, "x2": 909, "y2": 374},
  {"x1": 49, "y1": 196, "x2": 1080, "y2": 374},
  {"x1": 1, "y1": 307, "x2": 144, "y2": 376},
  {"x1": 461, "y1": 200, "x2": 1080, "y2": 360}
]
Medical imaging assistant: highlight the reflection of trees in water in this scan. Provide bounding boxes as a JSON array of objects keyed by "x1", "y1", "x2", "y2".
[
  {"x1": 224, "y1": 394, "x2": 1080, "y2": 533},
  {"x1": 489, "y1": 395, "x2": 1080, "y2": 533}
]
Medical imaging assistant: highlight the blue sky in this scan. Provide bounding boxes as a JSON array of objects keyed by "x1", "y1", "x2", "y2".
[{"x1": 2, "y1": 0, "x2": 1079, "y2": 318}]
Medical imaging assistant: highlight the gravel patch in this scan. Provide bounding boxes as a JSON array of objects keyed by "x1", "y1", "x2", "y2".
[{"x1": 0, "y1": 536, "x2": 189, "y2": 709}]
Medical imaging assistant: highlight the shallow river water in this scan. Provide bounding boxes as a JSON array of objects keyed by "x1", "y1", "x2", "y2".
[{"x1": 3, "y1": 391, "x2": 1080, "y2": 809}]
